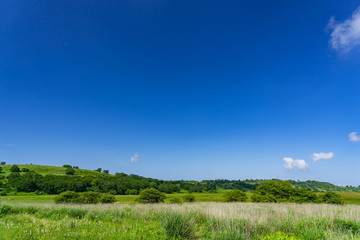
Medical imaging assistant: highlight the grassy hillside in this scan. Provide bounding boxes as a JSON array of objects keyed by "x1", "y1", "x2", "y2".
[{"x1": 0, "y1": 164, "x2": 102, "y2": 177}]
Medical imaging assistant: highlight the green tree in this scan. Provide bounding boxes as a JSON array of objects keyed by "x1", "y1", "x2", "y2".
[
  {"x1": 10, "y1": 165, "x2": 20, "y2": 173},
  {"x1": 223, "y1": 189, "x2": 247, "y2": 202},
  {"x1": 319, "y1": 191, "x2": 343, "y2": 205},
  {"x1": 0, "y1": 162, "x2": 5, "y2": 165},
  {"x1": 103, "y1": 170, "x2": 109, "y2": 174},
  {"x1": 65, "y1": 168, "x2": 75, "y2": 175},
  {"x1": 137, "y1": 188, "x2": 166, "y2": 203},
  {"x1": 95, "y1": 168, "x2": 102, "y2": 172},
  {"x1": 63, "y1": 165, "x2": 72, "y2": 168}
]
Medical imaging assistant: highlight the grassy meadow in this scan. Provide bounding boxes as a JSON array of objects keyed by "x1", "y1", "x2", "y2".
[
  {"x1": 1, "y1": 192, "x2": 360, "y2": 204},
  {"x1": 1, "y1": 202, "x2": 360, "y2": 239}
]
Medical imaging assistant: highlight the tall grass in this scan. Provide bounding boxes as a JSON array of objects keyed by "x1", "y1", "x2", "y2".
[{"x1": 0, "y1": 202, "x2": 360, "y2": 239}]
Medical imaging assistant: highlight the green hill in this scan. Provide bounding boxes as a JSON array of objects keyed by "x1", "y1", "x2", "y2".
[{"x1": 0, "y1": 164, "x2": 102, "y2": 177}]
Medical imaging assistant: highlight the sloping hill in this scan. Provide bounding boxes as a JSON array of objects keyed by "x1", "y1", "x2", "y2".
[{"x1": 0, "y1": 164, "x2": 102, "y2": 177}]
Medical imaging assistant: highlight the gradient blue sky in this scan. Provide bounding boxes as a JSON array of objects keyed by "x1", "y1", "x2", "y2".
[{"x1": 1, "y1": 0, "x2": 360, "y2": 185}]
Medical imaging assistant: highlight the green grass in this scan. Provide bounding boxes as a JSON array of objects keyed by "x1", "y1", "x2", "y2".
[
  {"x1": 2, "y1": 192, "x2": 360, "y2": 205},
  {"x1": 0, "y1": 164, "x2": 102, "y2": 177},
  {"x1": 0, "y1": 202, "x2": 360, "y2": 239}
]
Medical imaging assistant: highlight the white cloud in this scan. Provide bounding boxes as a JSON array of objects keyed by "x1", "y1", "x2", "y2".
[
  {"x1": 283, "y1": 157, "x2": 309, "y2": 171},
  {"x1": 349, "y1": 132, "x2": 360, "y2": 142},
  {"x1": 311, "y1": 152, "x2": 334, "y2": 162},
  {"x1": 328, "y1": 7, "x2": 360, "y2": 52},
  {"x1": 130, "y1": 153, "x2": 139, "y2": 163}
]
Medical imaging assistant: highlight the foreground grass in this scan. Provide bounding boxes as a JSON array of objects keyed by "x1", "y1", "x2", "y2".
[{"x1": 0, "y1": 202, "x2": 360, "y2": 239}]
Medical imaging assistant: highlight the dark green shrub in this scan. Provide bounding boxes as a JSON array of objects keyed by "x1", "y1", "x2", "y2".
[
  {"x1": 103, "y1": 170, "x2": 109, "y2": 174},
  {"x1": 169, "y1": 197, "x2": 183, "y2": 204},
  {"x1": 95, "y1": 168, "x2": 102, "y2": 172},
  {"x1": 319, "y1": 192, "x2": 343, "y2": 205},
  {"x1": 55, "y1": 191, "x2": 81, "y2": 203},
  {"x1": 250, "y1": 181, "x2": 318, "y2": 203},
  {"x1": 137, "y1": 188, "x2": 166, "y2": 203},
  {"x1": 21, "y1": 168, "x2": 30, "y2": 172},
  {"x1": 183, "y1": 194, "x2": 195, "y2": 202},
  {"x1": 0, "y1": 191, "x2": 7, "y2": 196},
  {"x1": 0, "y1": 167, "x2": 2, "y2": 173},
  {"x1": 10, "y1": 165, "x2": 20, "y2": 173},
  {"x1": 65, "y1": 168, "x2": 75, "y2": 175},
  {"x1": 80, "y1": 192, "x2": 101, "y2": 204},
  {"x1": 0, "y1": 162, "x2": 5, "y2": 166},
  {"x1": 223, "y1": 189, "x2": 247, "y2": 202},
  {"x1": 100, "y1": 194, "x2": 116, "y2": 203},
  {"x1": 73, "y1": 166, "x2": 79, "y2": 169},
  {"x1": 63, "y1": 165, "x2": 72, "y2": 168}
]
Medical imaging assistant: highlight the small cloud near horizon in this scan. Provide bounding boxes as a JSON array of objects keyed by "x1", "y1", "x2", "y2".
[
  {"x1": 349, "y1": 132, "x2": 360, "y2": 142},
  {"x1": 130, "y1": 153, "x2": 139, "y2": 163},
  {"x1": 328, "y1": 7, "x2": 360, "y2": 53},
  {"x1": 283, "y1": 157, "x2": 309, "y2": 171},
  {"x1": 312, "y1": 152, "x2": 334, "y2": 162}
]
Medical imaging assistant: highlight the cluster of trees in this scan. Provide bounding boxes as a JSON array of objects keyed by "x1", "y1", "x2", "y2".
[
  {"x1": 55, "y1": 191, "x2": 116, "y2": 204},
  {"x1": 250, "y1": 181, "x2": 343, "y2": 204}
]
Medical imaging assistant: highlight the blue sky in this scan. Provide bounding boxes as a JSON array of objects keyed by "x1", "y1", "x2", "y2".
[{"x1": 1, "y1": 0, "x2": 360, "y2": 185}]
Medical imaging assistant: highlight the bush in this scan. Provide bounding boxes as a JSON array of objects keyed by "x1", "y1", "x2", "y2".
[
  {"x1": 100, "y1": 194, "x2": 116, "y2": 203},
  {"x1": 169, "y1": 198, "x2": 183, "y2": 204},
  {"x1": 183, "y1": 194, "x2": 195, "y2": 202},
  {"x1": 223, "y1": 189, "x2": 247, "y2": 202},
  {"x1": 80, "y1": 192, "x2": 101, "y2": 204},
  {"x1": 319, "y1": 192, "x2": 343, "y2": 205},
  {"x1": 0, "y1": 167, "x2": 2, "y2": 173},
  {"x1": 251, "y1": 181, "x2": 318, "y2": 203},
  {"x1": 0, "y1": 162, "x2": 5, "y2": 166},
  {"x1": 103, "y1": 170, "x2": 109, "y2": 174},
  {"x1": 65, "y1": 168, "x2": 75, "y2": 175},
  {"x1": 63, "y1": 165, "x2": 72, "y2": 168},
  {"x1": 73, "y1": 166, "x2": 79, "y2": 169},
  {"x1": 10, "y1": 165, "x2": 20, "y2": 173},
  {"x1": 55, "y1": 191, "x2": 81, "y2": 204},
  {"x1": 137, "y1": 188, "x2": 166, "y2": 203},
  {"x1": 21, "y1": 168, "x2": 30, "y2": 172}
]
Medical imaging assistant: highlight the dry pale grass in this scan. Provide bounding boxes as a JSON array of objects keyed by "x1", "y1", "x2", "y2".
[{"x1": 8, "y1": 202, "x2": 360, "y2": 224}]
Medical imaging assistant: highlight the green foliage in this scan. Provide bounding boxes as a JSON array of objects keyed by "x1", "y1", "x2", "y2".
[
  {"x1": 319, "y1": 191, "x2": 343, "y2": 204},
  {"x1": 73, "y1": 166, "x2": 79, "y2": 169},
  {"x1": 125, "y1": 189, "x2": 138, "y2": 195},
  {"x1": 0, "y1": 167, "x2": 2, "y2": 173},
  {"x1": 62, "y1": 165, "x2": 72, "y2": 169},
  {"x1": 21, "y1": 168, "x2": 30, "y2": 172},
  {"x1": 183, "y1": 194, "x2": 195, "y2": 202},
  {"x1": 223, "y1": 189, "x2": 247, "y2": 202},
  {"x1": 137, "y1": 188, "x2": 166, "y2": 203},
  {"x1": 169, "y1": 197, "x2": 183, "y2": 204},
  {"x1": 65, "y1": 168, "x2": 75, "y2": 175},
  {"x1": 95, "y1": 168, "x2": 102, "y2": 172},
  {"x1": 55, "y1": 191, "x2": 115, "y2": 204},
  {"x1": 10, "y1": 165, "x2": 20, "y2": 173},
  {"x1": 79, "y1": 192, "x2": 102, "y2": 204},
  {"x1": 251, "y1": 181, "x2": 319, "y2": 203},
  {"x1": 103, "y1": 170, "x2": 109, "y2": 174},
  {"x1": 162, "y1": 211, "x2": 196, "y2": 239},
  {"x1": 55, "y1": 191, "x2": 81, "y2": 204},
  {"x1": 0, "y1": 162, "x2": 5, "y2": 165},
  {"x1": 100, "y1": 194, "x2": 116, "y2": 203}
]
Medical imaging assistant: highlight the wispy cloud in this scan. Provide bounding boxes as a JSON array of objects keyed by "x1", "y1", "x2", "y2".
[
  {"x1": 283, "y1": 157, "x2": 309, "y2": 171},
  {"x1": 130, "y1": 153, "x2": 139, "y2": 163},
  {"x1": 328, "y1": 7, "x2": 360, "y2": 53},
  {"x1": 349, "y1": 132, "x2": 360, "y2": 142},
  {"x1": 311, "y1": 152, "x2": 334, "y2": 162}
]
